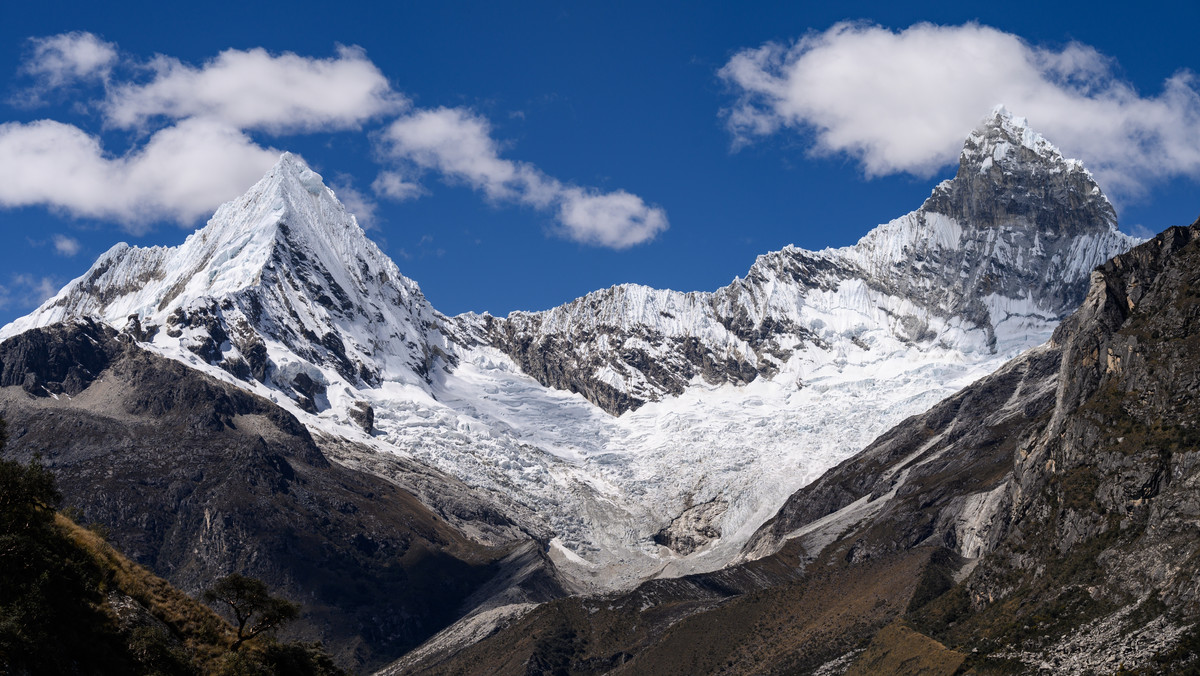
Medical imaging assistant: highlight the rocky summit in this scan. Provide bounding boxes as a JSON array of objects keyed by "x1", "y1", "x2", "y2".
[{"x1": 0, "y1": 108, "x2": 1155, "y2": 672}]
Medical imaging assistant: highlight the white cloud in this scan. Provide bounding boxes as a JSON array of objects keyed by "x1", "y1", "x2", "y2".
[
  {"x1": 0, "y1": 118, "x2": 278, "y2": 229},
  {"x1": 102, "y1": 45, "x2": 405, "y2": 132},
  {"x1": 381, "y1": 107, "x2": 556, "y2": 204},
  {"x1": 22, "y1": 32, "x2": 118, "y2": 88},
  {"x1": 7, "y1": 36, "x2": 667, "y2": 247},
  {"x1": 7, "y1": 36, "x2": 400, "y2": 230},
  {"x1": 720, "y1": 22, "x2": 1200, "y2": 198},
  {"x1": 52, "y1": 234, "x2": 81, "y2": 256},
  {"x1": 558, "y1": 188, "x2": 669, "y2": 249},
  {"x1": 379, "y1": 107, "x2": 667, "y2": 248}
]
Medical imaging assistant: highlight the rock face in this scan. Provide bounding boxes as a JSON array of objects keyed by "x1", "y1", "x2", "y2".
[
  {"x1": 743, "y1": 221, "x2": 1200, "y2": 672},
  {"x1": 0, "y1": 321, "x2": 563, "y2": 672}
]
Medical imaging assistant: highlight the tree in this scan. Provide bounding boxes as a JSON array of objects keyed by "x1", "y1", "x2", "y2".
[
  {"x1": 0, "y1": 420, "x2": 123, "y2": 673},
  {"x1": 203, "y1": 574, "x2": 299, "y2": 652}
]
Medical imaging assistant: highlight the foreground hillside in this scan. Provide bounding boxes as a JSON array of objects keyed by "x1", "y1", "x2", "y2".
[
  {"x1": 0, "y1": 430, "x2": 349, "y2": 675},
  {"x1": 0, "y1": 326, "x2": 566, "y2": 671},
  {"x1": 395, "y1": 219, "x2": 1200, "y2": 674}
]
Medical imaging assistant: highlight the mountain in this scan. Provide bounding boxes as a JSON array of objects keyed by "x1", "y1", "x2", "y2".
[
  {"x1": 0, "y1": 107, "x2": 1152, "y2": 671},
  {"x1": 478, "y1": 106, "x2": 1128, "y2": 414},
  {"x1": 0, "y1": 320, "x2": 565, "y2": 671},
  {"x1": 1, "y1": 107, "x2": 1140, "y2": 593},
  {"x1": 396, "y1": 219, "x2": 1200, "y2": 676}
]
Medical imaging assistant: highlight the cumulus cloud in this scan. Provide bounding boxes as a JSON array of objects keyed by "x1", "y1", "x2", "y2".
[
  {"x1": 22, "y1": 31, "x2": 118, "y2": 88},
  {"x1": 4, "y1": 33, "x2": 667, "y2": 247},
  {"x1": 557, "y1": 188, "x2": 669, "y2": 249},
  {"x1": 379, "y1": 107, "x2": 667, "y2": 248},
  {"x1": 2, "y1": 34, "x2": 390, "y2": 230},
  {"x1": 0, "y1": 118, "x2": 278, "y2": 228},
  {"x1": 720, "y1": 22, "x2": 1200, "y2": 198},
  {"x1": 102, "y1": 45, "x2": 405, "y2": 132},
  {"x1": 52, "y1": 234, "x2": 81, "y2": 256}
]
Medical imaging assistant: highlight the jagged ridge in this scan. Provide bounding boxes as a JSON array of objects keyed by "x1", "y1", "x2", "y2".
[{"x1": 477, "y1": 107, "x2": 1137, "y2": 414}]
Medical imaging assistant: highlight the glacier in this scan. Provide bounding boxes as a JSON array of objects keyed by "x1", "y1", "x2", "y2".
[{"x1": 1, "y1": 107, "x2": 1141, "y2": 589}]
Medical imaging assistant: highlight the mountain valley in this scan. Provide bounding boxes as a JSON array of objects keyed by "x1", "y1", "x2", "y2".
[{"x1": 1, "y1": 107, "x2": 1182, "y2": 674}]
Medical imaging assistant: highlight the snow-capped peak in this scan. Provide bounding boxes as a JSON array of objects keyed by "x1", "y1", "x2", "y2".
[
  {"x1": 2, "y1": 152, "x2": 449, "y2": 394},
  {"x1": 962, "y1": 105, "x2": 1068, "y2": 169}
]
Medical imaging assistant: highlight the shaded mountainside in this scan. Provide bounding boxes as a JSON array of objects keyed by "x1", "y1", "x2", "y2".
[
  {"x1": 0, "y1": 431, "x2": 228, "y2": 675},
  {"x1": 0, "y1": 321, "x2": 567, "y2": 672},
  {"x1": 399, "y1": 218, "x2": 1200, "y2": 675}
]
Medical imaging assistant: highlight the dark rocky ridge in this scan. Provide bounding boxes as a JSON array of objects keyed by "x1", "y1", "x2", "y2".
[{"x1": 0, "y1": 321, "x2": 565, "y2": 672}]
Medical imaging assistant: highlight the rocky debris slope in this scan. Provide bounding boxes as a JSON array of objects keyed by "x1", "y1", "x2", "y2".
[{"x1": 0, "y1": 320, "x2": 568, "y2": 672}]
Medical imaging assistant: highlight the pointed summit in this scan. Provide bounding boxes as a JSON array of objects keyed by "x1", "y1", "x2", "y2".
[
  {"x1": 962, "y1": 105, "x2": 1070, "y2": 170},
  {"x1": 922, "y1": 106, "x2": 1116, "y2": 236},
  {"x1": 3, "y1": 152, "x2": 449, "y2": 399}
]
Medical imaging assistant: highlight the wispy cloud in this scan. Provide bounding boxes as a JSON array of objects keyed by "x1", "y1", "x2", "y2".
[
  {"x1": 21, "y1": 31, "x2": 117, "y2": 91},
  {"x1": 328, "y1": 175, "x2": 379, "y2": 229},
  {"x1": 371, "y1": 170, "x2": 426, "y2": 202},
  {"x1": 0, "y1": 273, "x2": 60, "y2": 310},
  {"x1": 720, "y1": 22, "x2": 1200, "y2": 199},
  {"x1": 52, "y1": 234, "x2": 81, "y2": 256},
  {"x1": 101, "y1": 45, "x2": 405, "y2": 132},
  {"x1": 378, "y1": 107, "x2": 668, "y2": 248}
]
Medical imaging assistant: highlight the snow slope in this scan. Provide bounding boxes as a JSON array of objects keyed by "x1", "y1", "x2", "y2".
[{"x1": 1, "y1": 108, "x2": 1141, "y2": 588}]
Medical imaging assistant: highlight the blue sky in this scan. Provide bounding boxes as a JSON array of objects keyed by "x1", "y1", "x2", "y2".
[{"x1": 1, "y1": 1, "x2": 1198, "y2": 326}]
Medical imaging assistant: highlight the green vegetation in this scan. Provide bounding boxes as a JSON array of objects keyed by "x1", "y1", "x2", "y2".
[
  {"x1": 203, "y1": 575, "x2": 299, "y2": 653},
  {"x1": 0, "y1": 418, "x2": 346, "y2": 675}
]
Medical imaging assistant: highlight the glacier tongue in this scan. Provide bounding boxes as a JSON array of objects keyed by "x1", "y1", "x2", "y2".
[{"x1": 1, "y1": 112, "x2": 1144, "y2": 589}]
